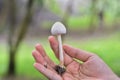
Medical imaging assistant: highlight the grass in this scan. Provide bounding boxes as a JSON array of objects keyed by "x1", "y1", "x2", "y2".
[{"x1": 0, "y1": 33, "x2": 120, "y2": 79}]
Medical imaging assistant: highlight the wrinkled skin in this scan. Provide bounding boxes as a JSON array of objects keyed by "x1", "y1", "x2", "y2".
[{"x1": 32, "y1": 36, "x2": 120, "y2": 80}]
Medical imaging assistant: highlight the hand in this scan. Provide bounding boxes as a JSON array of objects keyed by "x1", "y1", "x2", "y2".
[{"x1": 32, "y1": 36, "x2": 120, "y2": 80}]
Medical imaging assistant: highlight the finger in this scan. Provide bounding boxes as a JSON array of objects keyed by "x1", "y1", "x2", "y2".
[
  {"x1": 35, "y1": 44, "x2": 56, "y2": 68},
  {"x1": 48, "y1": 36, "x2": 73, "y2": 66},
  {"x1": 63, "y1": 45, "x2": 94, "y2": 62},
  {"x1": 32, "y1": 50, "x2": 46, "y2": 64},
  {"x1": 35, "y1": 44, "x2": 46, "y2": 57},
  {"x1": 48, "y1": 36, "x2": 59, "y2": 58},
  {"x1": 34, "y1": 63, "x2": 62, "y2": 80},
  {"x1": 33, "y1": 50, "x2": 57, "y2": 71}
]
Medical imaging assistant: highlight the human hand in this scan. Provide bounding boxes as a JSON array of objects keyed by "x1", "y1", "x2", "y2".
[{"x1": 32, "y1": 36, "x2": 120, "y2": 80}]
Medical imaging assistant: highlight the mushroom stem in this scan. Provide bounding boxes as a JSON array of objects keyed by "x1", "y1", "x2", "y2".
[{"x1": 57, "y1": 34, "x2": 64, "y2": 67}]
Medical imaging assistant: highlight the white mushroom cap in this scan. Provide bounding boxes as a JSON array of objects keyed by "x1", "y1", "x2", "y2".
[{"x1": 51, "y1": 22, "x2": 66, "y2": 35}]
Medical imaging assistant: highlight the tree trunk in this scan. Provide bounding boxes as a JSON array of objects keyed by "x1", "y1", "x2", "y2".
[
  {"x1": 88, "y1": 0, "x2": 97, "y2": 33},
  {"x1": 7, "y1": 0, "x2": 16, "y2": 76},
  {"x1": 61, "y1": 0, "x2": 73, "y2": 28},
  {"x1": 7, "y1": 0, "x2": 34, "y2": 76},
  {"x1": 98, "y1": 10, "x2": 104, "y2": 31},
  {"x1": 61, "y1": 0, "x2": 73, "y2": 41},
  {"x1": 8, "y1": 50, "x2": 16, "y2": 75}
]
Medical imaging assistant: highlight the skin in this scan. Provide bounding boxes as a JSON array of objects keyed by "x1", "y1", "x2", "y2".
[{"x1": 32, "y1": 36, "x2": 120, "y2": 80}]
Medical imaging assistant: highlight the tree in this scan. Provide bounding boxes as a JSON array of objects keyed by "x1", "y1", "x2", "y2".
[
  {"x1": 88, "y1": 0, "x2": 98, "y2": 33},
  {"x1": 97, "y1": 0, "x2": 106, "y2": 31},
  {"x1": 61, "y1": 0, "x2": 73, "y2": 28},
  {"x1": 7, "y1": 0, "x2": 34, "y2": 76},
  {"x1": 88, "y1": 0, "x2": 106, "y2": 33},
  {"x1": 114, "y1": 0, "x2": 120, "y2": 27}
]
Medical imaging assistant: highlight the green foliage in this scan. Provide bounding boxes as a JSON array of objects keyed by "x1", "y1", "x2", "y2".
[
  {"x1": 67, "y1": 15, "x2": 99, "y2": 30},
  {"x1": 44, "y1": 0, "x2": 62, "y2": 15},
  {"x1": 41, "y1": 21, "x2": 53, "y2": 29},
  {"x1": 67, "y1": 16, "x2": 89, "y2": 29},
  {"x1": 36, "y1": 0, "x2": 43, "y2": 7},
  {"x1": 35, "y1": 0, "x2": 120, "y2": 30}
]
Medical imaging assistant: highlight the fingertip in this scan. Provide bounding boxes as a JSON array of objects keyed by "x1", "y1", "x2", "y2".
[
  {"x1": 63, "y1": 44, "x2": 70, "y2": 50},
  {"x1": 63, "y1": 44, "x2": 67, "y2": 47},
  {"x1": 34, "y1": 63, "x2": 42, "y2": 69},
  {"x1": 35, "y1": 43, "x2": 41, "y2": 49},
  {"x1": 35, "y1": 44, "x2": 44, "y2": 51},
  {"x1": 33, "y1": 63, "x2": 37, "y2": 67},
  {"x1": 33, "y1": 63, "x2": 39, "y2": 67},
  {"x1": 48, "y1": 36, "x2": 56, "y2": 42},
  {"x1": 34, "y1": 63, "x2": 45, "y2": 73},
  {"x1": 48, "y1": 36, "x2": 54, "y2": 40},
  {"x1": 32, "y1": 50, "x2": 36, "y2": 56},
  {"x1": 33, "y1": 63, "x2": 41, "y2": 70},
  {"x1": 49, "y1": 36, "x2": 58, "y2": 46}
]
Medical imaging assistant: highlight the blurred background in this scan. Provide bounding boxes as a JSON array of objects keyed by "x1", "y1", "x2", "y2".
[{"x1": 0, "y1": 0, "x2": 120, "y2": 80}]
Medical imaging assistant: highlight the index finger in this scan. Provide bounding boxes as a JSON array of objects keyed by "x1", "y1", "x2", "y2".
[{"x1": 63, "y1": 45, "x2": 95, "y2": 62}]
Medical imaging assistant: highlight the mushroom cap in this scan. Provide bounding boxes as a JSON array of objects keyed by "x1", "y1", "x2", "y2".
[{"x1": 51, "y1": 22, "x2": 66, "y2": 35}]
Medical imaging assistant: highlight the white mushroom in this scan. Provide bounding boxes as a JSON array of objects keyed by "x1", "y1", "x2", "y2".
[{"x1": 51, "y1": 22, "x2": 66, "y2": 67}]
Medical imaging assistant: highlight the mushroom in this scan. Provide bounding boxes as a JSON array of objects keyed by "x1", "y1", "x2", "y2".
[{"x1": 51, "y1": 22, "x2": 66, "y2": 68}]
